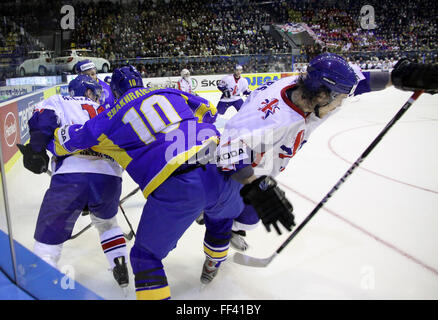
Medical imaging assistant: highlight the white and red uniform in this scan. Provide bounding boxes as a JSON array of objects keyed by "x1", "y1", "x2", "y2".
[
  {"x1": 177, "y1": 77, "x2": 193, "y2": 94},
  {"x1": 220, "y1": 76, "x2": 333, "y2": 178},
  {"x1": 31, "y1": 94, "x2": 126, "y2": 269},
  {"x1": 218, "y1": 74, "x2": 250, "y2": 103},
  {"x1": 34, "y1": 95, "x2": 123, "y2": 177},
  {"x1": 221, "y1": 70, "x2": 366, "y2": 231}
]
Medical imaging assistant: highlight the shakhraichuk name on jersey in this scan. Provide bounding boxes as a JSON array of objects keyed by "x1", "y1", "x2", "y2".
[{"x1": 49, "y1": 86, "x2": 220, "y2": 199}]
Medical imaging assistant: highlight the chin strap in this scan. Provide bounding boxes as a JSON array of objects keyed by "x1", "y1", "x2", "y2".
[{"x1": 314, "y1": 105, "x2": 321, "y2": 118}]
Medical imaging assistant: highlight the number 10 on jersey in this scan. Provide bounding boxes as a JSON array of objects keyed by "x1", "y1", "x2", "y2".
[{"x1": 122, "y1": 95, "x2": 182, "y2": 145}]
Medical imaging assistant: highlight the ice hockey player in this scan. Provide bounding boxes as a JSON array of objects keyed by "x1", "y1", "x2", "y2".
[
  {"x1": 220, "y1": 53, "x2": 438, "y2": 251},
  {"x1": 16, "y1": 75, "x2": 129, "y2": 289},
  {"x1": 43, "y1": 65, "x2": 295, "y2": 299},
  {"x1": 177, "y1": 68, "x2": 193, "y2": 94},
  {"x1": 75, "y1": 59, "x2": 115, "y2": 109},
  {"x1": 216, "y1": 64, "x2": 251, "y2": 115}
]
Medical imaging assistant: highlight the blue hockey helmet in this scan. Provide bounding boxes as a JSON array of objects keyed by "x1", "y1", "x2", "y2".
[
  {"x1": 110, "y1": 65, "x2": 143, "y2": 98},
  {"x1": 75, "y1": 59, "x2": 97, "y2": 74},
  {"x1": 304, "y1": 53, "x2": 358, "y2": 95},
  {"x1": 68, "y1": 74, "x2": 102, "y2": 101}
]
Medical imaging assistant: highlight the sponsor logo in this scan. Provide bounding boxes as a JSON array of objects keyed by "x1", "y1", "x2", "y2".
[
  {"x1": 258, "y1": 178, "x2": 273, "y2": 191},
  {"x1": 217, "y1": 147, "x2": 245, "y2": 162},
  {"x1": 18, "y1": 100, "x2": 37, "y2": 140},
  {"x1": 245, "y1": 75, "x2": 280, "y2": 87},
  {"x1": 4, "y1": 112, "x2": 17, "y2": 147},
  {"x1": 60, "y1": 126, "x2": 70, "y2": 142},
  {"x1": 200, "y1": 79, "x2": 221, "y2": 87}
]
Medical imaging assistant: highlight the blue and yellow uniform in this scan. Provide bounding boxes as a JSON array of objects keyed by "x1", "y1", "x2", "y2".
[
  {"x1": 97, "y1": 78, "x2": 115, "y2": 109},
  {"x1": 50, "y1": 85, "x2": 243, "y2": 300}
]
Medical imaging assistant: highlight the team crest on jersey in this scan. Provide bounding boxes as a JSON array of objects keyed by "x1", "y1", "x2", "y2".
[{"x1": 258, "y1": 98, "x2": 279, "y2": 119}]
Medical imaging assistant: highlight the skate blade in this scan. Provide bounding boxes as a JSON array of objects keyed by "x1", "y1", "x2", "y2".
[{"x1": 199, "y1": 283, "x2": 208, "y2": 292}]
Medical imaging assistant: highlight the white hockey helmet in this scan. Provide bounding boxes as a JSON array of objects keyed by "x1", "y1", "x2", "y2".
[{"x1": 181, "y1": 68, "x2": 190, "y2": 78}]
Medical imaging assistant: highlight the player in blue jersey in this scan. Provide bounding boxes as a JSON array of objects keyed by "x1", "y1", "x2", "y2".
[
  {"x1": 17, "y1": 75, "x2": 129, "y2": 289},
  {"x1": 75, "y1": 59, "x2": 115, "y2": 109},
  {"x1": 39, "y1": 65, "x2": 295, "y2": 299}
]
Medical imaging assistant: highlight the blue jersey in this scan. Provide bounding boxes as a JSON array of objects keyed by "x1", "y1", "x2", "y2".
[
  {"x1": 50, "y1": 87, "x2": 219, "y2": 198},
  {"x1": 98, "y1": 79, "x2": 115, "y2": 109}
]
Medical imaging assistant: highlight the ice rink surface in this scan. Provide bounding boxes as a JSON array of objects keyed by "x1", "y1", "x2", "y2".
[{"x1": 5, "y1": 87, "x2": 438, "y2": 300}]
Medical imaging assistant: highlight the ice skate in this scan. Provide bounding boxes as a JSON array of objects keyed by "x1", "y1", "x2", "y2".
[
  {"x1": 112, "y1": 256, "x2": 129, "y2": 288},
  {"x1": 230, "y1": 230, "x2": 249, "y2": 251},
  {"x1": 200, "y1": 257, "x2": 220, "y2": 285}
]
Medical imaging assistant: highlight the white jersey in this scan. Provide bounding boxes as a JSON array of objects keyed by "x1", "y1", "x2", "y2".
[
  {"x1": 220, "y1": 76, "x2": 333, "y2": 178},
  {"x1": 34, "y1": 95, "x2": 123, "y2": 177},
  {"x1": 218, "y1": 75, "x2": 249, "y2": 102},
  {"x1": 177, "y1": 77, "x2": 192, "y2": 94}
]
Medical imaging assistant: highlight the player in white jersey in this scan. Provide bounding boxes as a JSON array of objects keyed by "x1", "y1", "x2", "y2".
[
  {"x1": 218, "y1": 53, "x2": 438, "y2": 254},
  {"x1": 17, "y1": 75, "x2": 129, "y2": 289},
  {"x1": 216, "y1": 64, "x2": 251, "y2": 115},
  {"x1": 177, "y1": 68, "x2": 193, "y2": 94}
]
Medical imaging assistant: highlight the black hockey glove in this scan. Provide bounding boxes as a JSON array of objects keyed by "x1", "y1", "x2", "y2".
[
  {"x1": 240, "y1": 176, "x2": 295, "y2": 235},
  {"x1": 391, "y1": 58, "x2": 438, "y2": 94},
  {"x1": 222, "y1": 90, "x2": 231, "y2": 98},
  {"x1": 17, "y1": 143, "x2": 49, "y2": 174}
]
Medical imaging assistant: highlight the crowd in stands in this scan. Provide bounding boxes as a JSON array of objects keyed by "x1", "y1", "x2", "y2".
[{"x1": 0, "y1": 0, "x2": 436, "y2": 79}]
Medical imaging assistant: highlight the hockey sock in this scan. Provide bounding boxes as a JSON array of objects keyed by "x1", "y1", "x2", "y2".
[
  {"x1": 33, "y1": 241, "x2": 63, "y2": 268},
  {"x1": 203, "y1": 230, "x2": 231, "y2": 265},
  {"x1": 130, "y1": 245, "x2": 170, "y2": 300},
  {"x1": 134, "y1": 267, "x2": 170, "y2": 300},
  {"x1": 100, "y1": 227, "x2": 127, "y2": 269}
]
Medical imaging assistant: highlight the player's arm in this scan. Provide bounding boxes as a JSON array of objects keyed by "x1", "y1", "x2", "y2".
[
  {"x1": 217, "y1": 134, "x2": 295, "y2": 235},
  {"x1": 242, "y1": 79, "x2": 252, "y2": 96},
  {"x1": 184, "y1": 93, "x2": 218, "y2": 124},
  {"x1": 50, "y1": 116, "x2": 102, "y2": 156},
  {"x1": 17, "y1": 108, "x2": 59, "y2": 174},
  {"x1": 231, "y1": 164, "x2": 295, "y2": 235},
  {"x1": 355, "y1": 59, "x2": 438, "y2": 95},
  {"x1": 390, "y1": 58, "x2": 438, "y2": 94}
]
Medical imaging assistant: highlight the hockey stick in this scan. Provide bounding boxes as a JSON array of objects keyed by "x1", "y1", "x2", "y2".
[
  {"x1": 233, "y1": 90, "x2": 424, "y2": 268},
  {"x1": 70, "y1": 203, "x2": 136, "y2": 241},
  {"x1": 70, "y1": 223, "x2": 92, "y2": 240},
  {"x1": 118, "y1": 187, "x2": 140, "y2": 240},
  {"x1": 119, "y1": 187, "x2": 140, "y2": 205},
  {"x1": 119, "y1": 203, "x2": 136, "y2": 240}
]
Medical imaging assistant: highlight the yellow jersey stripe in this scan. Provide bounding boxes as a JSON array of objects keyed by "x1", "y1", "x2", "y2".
[
  {"x1": 142, "y1": 135, "x2": 219, "y2": 198},
  {"x1": 93, "y1": 133, "x2": 133, "y2": 168}
]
